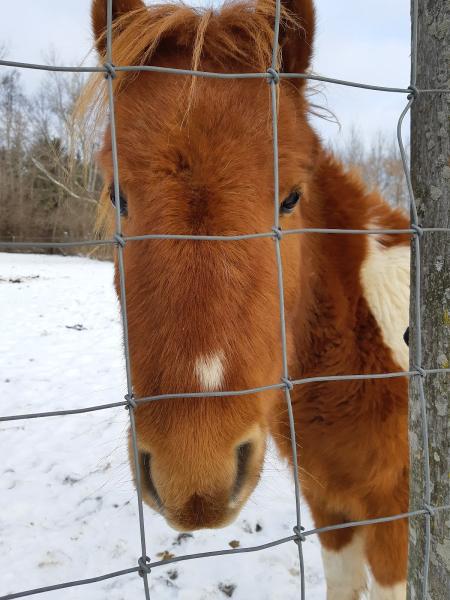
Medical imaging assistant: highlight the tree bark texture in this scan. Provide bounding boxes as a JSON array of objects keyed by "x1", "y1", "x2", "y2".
[{"x1": 408, "y1": 1, "x2": 449, "y2": 599}]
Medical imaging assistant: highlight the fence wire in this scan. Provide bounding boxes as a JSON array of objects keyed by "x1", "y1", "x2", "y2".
[{"x1": 1, "y1": 0, "x2": 449, "y2": 599}]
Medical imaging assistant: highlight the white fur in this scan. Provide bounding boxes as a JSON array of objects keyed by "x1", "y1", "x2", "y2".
[
  {"x1": 370, "y1": 581, "x2": 406, "y2": 600},
  {"x1": 360, "y1": 238, "x2": 410, "y2": 370},
  {"x1": 195, "y1": 353, "x2": 224, "y2": 391},
  {"x1": 321, "y1": 534, "x2": 367, "y2": 600}
]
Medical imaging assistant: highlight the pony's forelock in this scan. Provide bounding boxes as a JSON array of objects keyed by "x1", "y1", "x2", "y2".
[
  {"x1": 103, "y1": 1, "x2": 298, "y2": 72},
  {"x1": 78, "y1": 1, "x2": 300, "y2": 114}
]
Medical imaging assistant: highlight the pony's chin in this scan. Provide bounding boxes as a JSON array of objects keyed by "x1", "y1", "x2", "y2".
[
  {"x1": 139, "y1": 490, "x2": 244, "y2": 531},
  {"x1": 164, "y1": 507, "x2": 241, "y2": 532}
]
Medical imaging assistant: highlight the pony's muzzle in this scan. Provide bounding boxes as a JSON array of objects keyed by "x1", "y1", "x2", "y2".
[{"x1": 136, "y1": 439, "x2": 257, "y2": 531}]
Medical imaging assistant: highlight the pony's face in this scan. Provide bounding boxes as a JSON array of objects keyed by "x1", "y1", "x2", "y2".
[{"x1": 93, "y1": 0, "x2": 315, "y2": 530}]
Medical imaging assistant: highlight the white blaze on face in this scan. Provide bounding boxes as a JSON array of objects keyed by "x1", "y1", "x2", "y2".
[
  {"x1": 370, "y1": 581, "x2": 406, "y2": 600},
  {"x1": 360, "y1": 235, "x2": 410, "y2": 371},
  {"x1": 195, "y1": 352, "x2": 225, "y2": 391}
]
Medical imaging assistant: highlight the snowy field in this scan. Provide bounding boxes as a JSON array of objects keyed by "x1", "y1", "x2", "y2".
[{"x1": 0, "y1": 252, "x2": 325, "y2": 600}]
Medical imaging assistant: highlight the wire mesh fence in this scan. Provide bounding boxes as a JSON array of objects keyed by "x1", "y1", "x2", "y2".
[{"x1": 0, "y1": 0, "x2": 449, "y2": 599}]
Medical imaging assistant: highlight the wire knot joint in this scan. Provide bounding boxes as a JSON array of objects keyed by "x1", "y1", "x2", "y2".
[
  {"x1": 281, "y1": 377, "x2": 294, "y2": 391},
  {"x1": 125, "y1": 393, "x2": 137, "y2": 410},
  {"x1": 293, "y1": 525, "x2": 306, "y2": 543},
  {"x1": 114, "y1": 233, "x2": 126, "y2": 247},
  {"x1": 423, "y1": 504, "x2": 436, "y2": 518},
  {"x1": 407, "y1": 84, "x2": 419, "y2": 100},
  {"x1": 104, "y1": 62, "x2": 117, "y2": 79},
  {"x1": 267, "y1": 68, "x2": 280, "y2": 85},
  {"x1": 138, "y1": 555, "x2": 151, "y2": 577},
  {"x1": 414, "y1": 365, "x2": 427, "y2": 379},
  {"x1": 272, "y1": 226, "x2": 283, "y2": 241},
  {"x1": 411, "y1": 223, "x2": 424, "y2": 238}
]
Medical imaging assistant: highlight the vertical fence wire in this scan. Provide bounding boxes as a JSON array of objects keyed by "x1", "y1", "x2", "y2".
[
  {"x1": 402, "y1": 1, "x2": 430, "y2": 596},
  {"x1": 0, "y1": 0, "x2": 449, "y2": 599},
  {"x1": 398, "y1": 1, "x2": 432, "y2": 596},
  {"x1": 270, "y1": 2, "x2": 306, "y2": 597},
  {"x1": 105, "y1": 0, "x2": 151, "y2": 596}
]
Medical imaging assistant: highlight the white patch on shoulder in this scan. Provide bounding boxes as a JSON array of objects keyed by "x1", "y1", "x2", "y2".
[
  {"x1": 321, "y1": 533, "x2": 367, "y2": 600},
  {"x1": 360, "y1": 236, "x2": 410, "y2": 370},
  {"x1": 370, "y1": 581, "x2": 406, "y2": 600},
  {"x1": 195, "y1": 353, "x2": 225, "y2": 391}
]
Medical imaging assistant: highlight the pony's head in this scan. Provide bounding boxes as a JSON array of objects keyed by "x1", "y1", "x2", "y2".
[{"x1": 91, "y1": 0, "x2": 316, "y2": 531}]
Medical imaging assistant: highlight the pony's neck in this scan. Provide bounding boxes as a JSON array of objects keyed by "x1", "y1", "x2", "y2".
[{"x1": 290, "y1": 151, "x2": 406, "y2": 377}]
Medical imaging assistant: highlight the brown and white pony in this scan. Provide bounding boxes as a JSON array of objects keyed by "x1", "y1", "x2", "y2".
[{"x1": 90, "y1": 1, "x2": 410, "y2": 598}]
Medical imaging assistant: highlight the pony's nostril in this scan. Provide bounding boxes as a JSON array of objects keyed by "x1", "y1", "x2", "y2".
[
  {"x1": 141, "y1": 453, "x2": 163, "y2": 509},
  {"x1": 232, "y1": 442, "x2": 253, "y2": 499}
]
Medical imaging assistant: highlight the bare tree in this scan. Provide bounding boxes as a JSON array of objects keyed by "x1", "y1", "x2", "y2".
[
  {"x1": 333, "y1": 126, "x2": 409, "y2": 208},
  {"x1": 0, "y1": 59, "x2": 103, "y2": 255},
  {"x1": 0, "y1": 69, "x2": 30, "y2": 239}
]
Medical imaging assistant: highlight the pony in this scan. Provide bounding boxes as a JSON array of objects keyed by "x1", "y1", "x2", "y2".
[{"x1": 89, "y1": 1, "x2": 411, "y2": 598}]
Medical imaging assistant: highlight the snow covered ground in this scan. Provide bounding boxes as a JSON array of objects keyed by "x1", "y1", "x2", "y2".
[{"x1": 0, "y1": 252, "x2": 325, "y2": 600}]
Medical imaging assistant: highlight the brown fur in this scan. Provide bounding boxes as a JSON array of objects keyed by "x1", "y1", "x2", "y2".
[{"x1": 88, "y1": 0, "x2": 410, "y2": 591}]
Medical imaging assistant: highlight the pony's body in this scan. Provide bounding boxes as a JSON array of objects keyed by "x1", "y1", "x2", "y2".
[
  {"x1": 273, "y1": 155, "x2": 410, "y2": 598},
  {"x1": 90, "y1": 1, "x2": 410, "y2": 597}
]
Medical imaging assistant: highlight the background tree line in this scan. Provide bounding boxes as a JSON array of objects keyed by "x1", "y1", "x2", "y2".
[
  {"x1": 0, "y1": 66, "x2": 409, "y2": 258},
  {"x1": 0, "y1": 62, "x2": 103, "y2": 257}
]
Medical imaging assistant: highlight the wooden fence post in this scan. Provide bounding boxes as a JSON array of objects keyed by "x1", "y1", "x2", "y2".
[{"x1": 408, "y1": 1, "x2": 450, "y2": 599}]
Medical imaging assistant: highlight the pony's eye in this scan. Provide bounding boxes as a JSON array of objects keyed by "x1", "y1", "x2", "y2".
[
  {"x1": 280, "y1": 190, "x2": 301, "y2": 214},
  {"x1": 109, "y1": 184, "x2": 128, "y2": 217}
]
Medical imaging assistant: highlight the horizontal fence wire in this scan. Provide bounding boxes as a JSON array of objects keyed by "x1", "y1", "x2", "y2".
[
  {"x1": 0, "y1": 0, "x2": 449, "y2": 598},
  {"x1": 0, "y1": 58, "x2": 449, "y2": 94},
  {"x1": 2, "y1": 369, "x2": 450, "y2": 422},
  {"x1": 1, "y1": 227, "x2": 450, "y2": 250}
]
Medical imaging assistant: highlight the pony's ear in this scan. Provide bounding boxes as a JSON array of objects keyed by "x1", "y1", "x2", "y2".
[
  {"x1": 275, "y1": 0, "x2": 316, "y2": 76},
  {"x1": 92, "y1": 0, "x2": 145, "y2": 56}
]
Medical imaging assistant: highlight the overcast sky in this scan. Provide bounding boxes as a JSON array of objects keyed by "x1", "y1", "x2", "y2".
[{"x1": 0, "y1": 0, "x2": 412, "y2": 145}]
